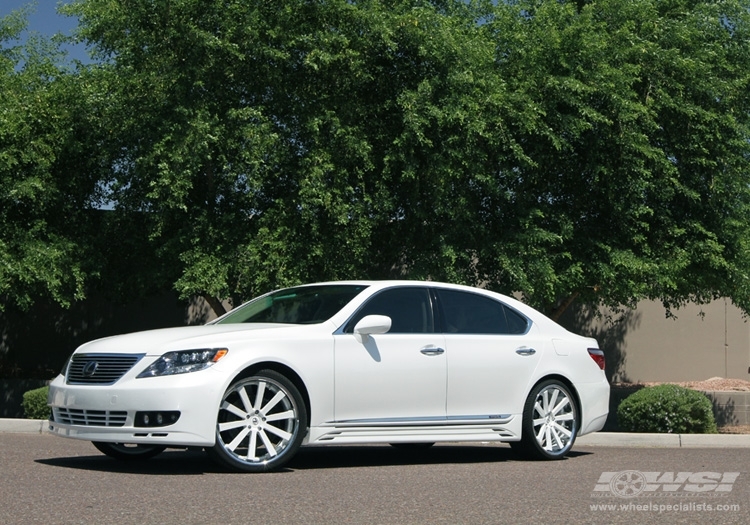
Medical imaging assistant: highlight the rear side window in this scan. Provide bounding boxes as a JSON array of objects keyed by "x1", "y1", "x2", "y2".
[
  {"x1": 345, "y1": 287, "x2": 434, "y2": 333},
  {"x1": 435, "y1": 289, "x2": 528, "y2": 335}
]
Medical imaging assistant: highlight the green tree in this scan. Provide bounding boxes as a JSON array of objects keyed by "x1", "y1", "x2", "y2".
[
  {"x1": 0, "y1": 8, "x2": 95, "y2": 311},
  {"x1": 479, "y1": 0, "x2": 750, "y2": 318},
  {"x1": 64, "y1": 0, "x2": 515, "y2": 315},
  {"x1": 58, "y1": 0, "x2": 750, "y2": 321}
]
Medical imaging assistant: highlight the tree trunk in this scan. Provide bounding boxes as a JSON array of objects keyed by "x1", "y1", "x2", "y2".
[
  {"x1": 548, "y1": 292, "x2": 580, "y2": 322},
  {"x1": 203, "y1": 294, "x2": 228, "y2": 318}
]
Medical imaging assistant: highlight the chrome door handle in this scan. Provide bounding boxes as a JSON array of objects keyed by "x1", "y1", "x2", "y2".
[
  {"x1": 515, "y1": 347, "x2": 536, "y2": 356},
  {"x1": 420, "y1": 346, "x2": 445, "y2": 356}
]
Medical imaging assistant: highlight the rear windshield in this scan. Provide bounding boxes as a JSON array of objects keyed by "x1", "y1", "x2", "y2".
[{"x1": 215, "y1": 285, "x2": 369, "y2": 325}]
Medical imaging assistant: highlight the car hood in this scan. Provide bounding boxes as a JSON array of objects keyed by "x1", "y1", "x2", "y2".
[{"x1": 74, "y1": 323, "x2": 325, "y2": 356}]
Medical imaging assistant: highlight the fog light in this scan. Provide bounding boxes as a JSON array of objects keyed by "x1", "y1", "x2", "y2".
[{"x1": 135, "y1": 411, "x2": 180, "y2": 427}]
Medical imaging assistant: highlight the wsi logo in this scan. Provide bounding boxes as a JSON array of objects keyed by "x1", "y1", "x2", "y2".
[{"x1": 593, "y1": 471, "x2": 740, "y2": 498}]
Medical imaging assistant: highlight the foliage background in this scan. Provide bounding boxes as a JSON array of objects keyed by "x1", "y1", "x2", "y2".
[
  {"x1": 2, "y1": 0, "x2": 750, "y2": 376},
  {"x1": 617, "y1": 384, "x2": 718, "y2": 433}
]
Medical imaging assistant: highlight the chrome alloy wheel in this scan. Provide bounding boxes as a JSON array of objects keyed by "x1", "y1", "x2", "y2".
[
  {"x1": 210, "y1": 370, "x2": 306, "y2": 472},
  {"x1": 531, "y1": 383, "x2": 577, "y2": 455},
  {"x1": 511, "y1": 379, "x2": 578, "y2": 460}
]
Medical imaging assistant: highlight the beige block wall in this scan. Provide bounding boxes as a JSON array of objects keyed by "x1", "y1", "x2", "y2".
[{"x1": 567, "y1": 299, "x2": 750, "y2": 383}]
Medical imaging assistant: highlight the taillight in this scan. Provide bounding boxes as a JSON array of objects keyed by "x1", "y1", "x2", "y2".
[{"x1": 588, "y1": 348, "x2": 605, "y2": 370}]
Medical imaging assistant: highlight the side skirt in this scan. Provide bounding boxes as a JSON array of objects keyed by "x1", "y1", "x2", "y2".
[{"x1": 306, "y1": 415, "x2": 522, "y2": 445}]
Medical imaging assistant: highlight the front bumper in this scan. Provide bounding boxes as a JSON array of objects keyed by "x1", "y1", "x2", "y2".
[{"x1": 47, "y1": 368, "x2": 226, "y2": 447}]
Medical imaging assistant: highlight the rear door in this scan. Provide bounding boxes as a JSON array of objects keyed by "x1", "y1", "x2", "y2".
[{"x1": 436, "y1": 289, "x2": 544, "y2": 417}]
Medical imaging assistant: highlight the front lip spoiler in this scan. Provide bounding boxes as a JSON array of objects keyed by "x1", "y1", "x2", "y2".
[{"x1": 47, "y1": 420, "x2": 214, "y2": 447}]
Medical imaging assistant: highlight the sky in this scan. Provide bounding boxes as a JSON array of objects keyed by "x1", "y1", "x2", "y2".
[{"x1": 1, "y1": 1, "x2": 89, "y2": 62}]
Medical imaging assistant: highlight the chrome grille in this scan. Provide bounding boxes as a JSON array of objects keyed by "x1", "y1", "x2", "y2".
[
  {"x1": 66, "y1": 353, "x2": 144, "y2": 385},
  {"x1": 54, "y1": 408, "x2": 128, "y2": 427}
]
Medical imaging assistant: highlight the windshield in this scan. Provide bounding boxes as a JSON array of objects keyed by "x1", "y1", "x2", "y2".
[{"x1": 215, "y1": 284, "x2": 369, "y2": 325}]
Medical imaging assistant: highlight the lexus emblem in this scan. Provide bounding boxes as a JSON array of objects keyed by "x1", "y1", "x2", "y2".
[{"x1": 82, "y1": 361, "x2": 99, "y2": 378}]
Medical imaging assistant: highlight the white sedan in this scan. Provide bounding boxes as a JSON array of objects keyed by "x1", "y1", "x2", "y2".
[{"x1": 48, "y1": 281, "x2": 609, "y2": 472}]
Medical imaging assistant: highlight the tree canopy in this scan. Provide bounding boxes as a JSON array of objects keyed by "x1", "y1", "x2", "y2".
[
  {"x1": 0, "y1": 7, "x2": 93, "y2": 311},
  {"x1": 3, "y1": 0, "x2": 750, "y2": 320}
]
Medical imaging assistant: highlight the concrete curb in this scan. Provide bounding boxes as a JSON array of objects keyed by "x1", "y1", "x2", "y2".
[
  {"x1": 2, "y1": 419, "x2": 750, "y2": 448},
  {"x1": 576, "y1": 431, "x2": 750, "y2": 448},
  {"x1": 0, "y1": 418, "x2": 47, "y2": 434}
]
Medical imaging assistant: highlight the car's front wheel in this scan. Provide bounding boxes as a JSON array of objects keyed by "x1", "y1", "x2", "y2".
[
  {"x1": 92, "y1": 442, "x2": 166, "y2": 460},
  {"x1": 511, "y1": 379, "x2": 578, "y2": 460},
  {"x1": 207, "y1": 370, "x2": 307, "y2": 473}
]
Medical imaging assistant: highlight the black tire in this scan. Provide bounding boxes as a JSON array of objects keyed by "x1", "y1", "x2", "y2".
[
  {"x1": 92, "y1": 442, "x2": 166, "y2": 460},
  {"x1": 389, "y1": 442, "x2": 435, "y2": 450},
  {"x1": 207, "y1": 370, "x2": 307, "y2": 473},
  {"x1": 511, "y1": 379, "x2": 578, "y2": 460}
]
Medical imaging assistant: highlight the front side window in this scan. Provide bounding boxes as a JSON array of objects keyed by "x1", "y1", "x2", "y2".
[
  {"x1": 435, "y1": 289, "x2": 528, "y2": 335},
  {"x1": 216, "y1": 285, "x2": 368, "y2": 325},
  {"x1": 344, "y1": 287, "x2": 434, "y2": 333}
]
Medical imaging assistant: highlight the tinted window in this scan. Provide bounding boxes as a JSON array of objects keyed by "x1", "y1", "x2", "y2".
[
  {"x1": 436, "y1": 289, "x2": 528, "y2": 335},
  {"x1": 345, "y1": 287, "x2": 434, "y2": 333},
  {"x1": 216, "y1": 285, "x2": 368, "y2": 325}
]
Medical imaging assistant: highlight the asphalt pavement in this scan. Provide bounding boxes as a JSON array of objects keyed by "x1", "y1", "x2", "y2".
[
  {"x1": 5, "y1": 433, "x2": 749, "y2": 524},
  {"x1": 3, "y1": 418, "x2": 750, "y2": 447}
]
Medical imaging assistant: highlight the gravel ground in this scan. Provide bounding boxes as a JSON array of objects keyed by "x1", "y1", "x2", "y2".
[{"x1": 614, "y1": 376, "x2": 750, "y2": 392}]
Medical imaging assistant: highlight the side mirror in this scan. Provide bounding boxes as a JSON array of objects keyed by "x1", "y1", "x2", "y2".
[{"x1": 353, "y1": 315, "x2": 392, "y2": 343}]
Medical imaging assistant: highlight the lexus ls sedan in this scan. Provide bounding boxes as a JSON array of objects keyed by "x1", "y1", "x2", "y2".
[{"x1": 48, "y1": 281, "x2": 609, "y2": 472}]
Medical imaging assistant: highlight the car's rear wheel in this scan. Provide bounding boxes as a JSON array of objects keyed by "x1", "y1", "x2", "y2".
[
  {"x1": 207, "y1": 370, "x2": 307, "y2": 473},
  {"x1": 92, "y1": 442, "x2": 166, "y2": 460},
  {"x1": 511, "y1": 379, "x2": 578, "y2": 460}
]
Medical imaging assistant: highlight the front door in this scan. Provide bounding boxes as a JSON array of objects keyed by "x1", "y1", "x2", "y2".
[{"x1": 333, "y1": 286, "x2": 446, "y2": 422}]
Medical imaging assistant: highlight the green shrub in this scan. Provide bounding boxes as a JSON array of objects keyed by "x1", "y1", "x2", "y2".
[
  {"x1": 617, "y1": 384, "x2": 717, "y2": 434},
  {"x1": 22, "y1": 386, "x2": 51, "y2": 420}
]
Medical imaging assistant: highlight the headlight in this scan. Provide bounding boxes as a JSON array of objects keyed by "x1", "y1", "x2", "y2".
[{"x1": 136, "y1": 348, "x2": 228, "y2": 378}]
